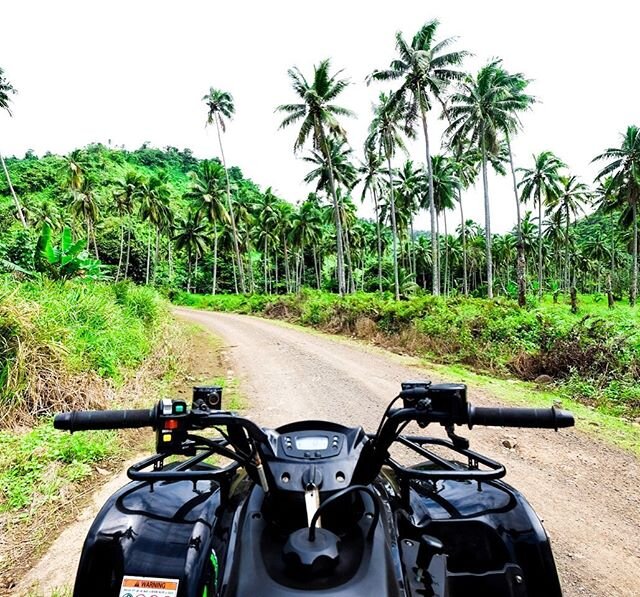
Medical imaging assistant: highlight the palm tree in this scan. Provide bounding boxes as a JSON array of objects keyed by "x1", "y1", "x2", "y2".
[
  {"x1": 358, "y1": 149, "x2": 385, "y2": 292},
  {"x1": 0, "y1": 67, "x2": 27, "y2": 228},
  {"x1": 366, "y1": 92, "x2": 413, "y2": 299},
  {"x1": 494, "y1": 63, "x2": 536, "y2": 306},
  {"x1": 114, "y1": 171, "x2": 145, "y2": 281},
  {"x1": 446, "y1": 60, "x2": 520, "y2": 298},
  {"x1": 203, "y1": 87, "x2": 245, "y2": 293},
  {"x1": 139, "y1": 176, "x2": 172, "y2": 284},
  {"x1": 70, "y1": 177, "x2": 99, "y2": 257},
  {"x1": 303, "y1": 137, "x2": 357, "y2": 191},
  {"x1": 185, "y1": 160, "x2": 229, "y2": 294},
  {"x1": 369, "y1": 20, "x2": 467, "y2": 295},
  {"x1": 450, "y1": 144, "x2": 479, "y2": 296},
  {"x1": 518, "y1": 151, "x2": 565, "y2": 296},
  {"x1": 276, "y1": 59, "x2": 354, "y2": 295},
  {"x1": 174, "y1": 210, "x2": 208, "y2": 293},
  {"x1": 593, "y1": 125, "x2": 640, "y2": 305},
  {"x1": 431, "y1": 155, "x2": 458, "y2": 295},
  {"x1": 255, "y1": 188, "x2": 281, "y2": 293},
  {"x1": 549, "y1": 175, "x2": 589, "y2": 290}
]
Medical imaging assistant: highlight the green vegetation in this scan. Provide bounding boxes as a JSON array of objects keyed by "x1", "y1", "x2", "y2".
[
  {"x1": 0, "y1": 276, "x2": 166, "y2": 420},
  {"x1": 0, "y1": 424, "x2": 118, "y2": 512},
  {"x1": 175, "y1": 290, "x2": 640, "y2": 421}
]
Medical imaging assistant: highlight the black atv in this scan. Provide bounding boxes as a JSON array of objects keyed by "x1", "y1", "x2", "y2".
[{"x1": 53, "y1": 381, "x2": 574, "y2": 596}]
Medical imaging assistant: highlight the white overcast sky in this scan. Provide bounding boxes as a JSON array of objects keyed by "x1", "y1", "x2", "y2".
[{"x1": 1, "y1": 0, "x2": 638, "y2": 232}]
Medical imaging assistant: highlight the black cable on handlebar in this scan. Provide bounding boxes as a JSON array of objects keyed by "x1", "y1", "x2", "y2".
[{"x1": 308, "y1": 485, "x2": 380, "y2": 542}]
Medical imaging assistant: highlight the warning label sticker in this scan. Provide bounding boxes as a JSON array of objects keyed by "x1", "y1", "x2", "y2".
[{"x1": 119, "y1": 575, "x2": 180, "y2": 597}]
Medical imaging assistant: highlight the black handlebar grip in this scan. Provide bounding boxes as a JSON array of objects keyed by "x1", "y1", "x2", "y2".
[
  {"x1": 467, "y1": 406, "x2": 574, "y2": 430},
  {"x1": 54, "y1": 408, "x2": 156, "y2": 432}
]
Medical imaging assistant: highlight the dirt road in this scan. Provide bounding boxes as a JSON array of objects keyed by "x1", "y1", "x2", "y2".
[
  {"x1": 20, "y1": 309, "x2": 639, "y2": 595},
  {"x1": 176, "y1": 309, "x2": 639, "y2": 597}
]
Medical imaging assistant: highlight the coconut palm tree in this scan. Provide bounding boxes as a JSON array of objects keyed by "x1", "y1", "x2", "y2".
[
  {"x1": 518, "y1": 151, "x2": 565, "y2": 296},
  {"x1": 203, "y1": 87, "x2": 245, "y2": 293},
  {"x1": 449, "y1": 144, "x2": 479, "y2": 296},
  {"x1": 139, "y1": 176, "x2": 172, "y2": 284},
  {"x1": 114, "y1": 171, "x2": 145, "y2": 281},
  {"x1": 70, "y1": 177, "x2": 99, "y2": 258},
  {"x1": 369, "y1": 20, "x2": 467, "y2": 295},
  {"x1": 366, "y1": 92, "x2": 413, "y2": 299},
  {"x1": 548, "y1": 175, "x2": 589, "y2": 290},
  {"x1": 0, "y1": 67, "x2": 27, "y2": 228},
  {"x1": 303, "y1": 137, "x2": 357, "y2": 192},
  {"x1": 358, "y1": 149, "x2": 385, "y2": 292},
  {"x1": 593, "y1": 125, "x2": 640, "y2": 305},
  {"x1": 276, "y1": 59, "x2": 354, "y2": 295},
  {"x1": 174, "y1": 210, "x2": 208, "y2": 293},
  {"x1": 494, "y1": 63, "x2": 536, "y2": 306},
  {"x1": 185, "y1": 160, "x2": 229, "y2": 294},
  {"x1": 430, "y1": 155, "x2": 458, "y2": 295},
  {"x1": 446, "y1": 60, "x2": 520, "y2": 298}
]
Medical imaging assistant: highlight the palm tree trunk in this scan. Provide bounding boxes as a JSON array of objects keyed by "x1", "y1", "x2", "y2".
[
  {"x1": 343, "y1": 225, "x2": 356, "y2": 293},
  {"x1": 187, "y1": 250, "x2": 192, "y2": 293},
  {"x1": 537, "y1": 189, "x2": 543, "y2": 297},
  {"x1": 194, "y1": 252, "x2": 199, "y2": 293},
  {"x1": 443, "y1": 210, "x2": 449, "y2": 296},
  {"x1": 116, "y1": 222, "x2": 125, "y2": 282},
  {"x1": 506, "y1": 135, "x2": 526, "y2": 306},
  {"x1": 481, "y1": 137, "x2": 493, "y2": 299},
  {"x1": 631, "y1": 200, "x2": 638, "y2": 306},
  {"x1": 386, "y1": 153, "x2": 400, "y2": 300},
  {"x1": 459, "y1": 189, "x2": 468, "y2": 297},
  {"x1": 283, "y1": 235, "x2": 291, "y2": 293},
  {"x1": 212, "y1": 231, "x2": 218, "y2": 295},
  {"x1": 124, "y1": 226, "x2": 132, "y2": 280},
  {"x1": 214, "y1": 118, "x2": 245, "y2": 293},
  {"x1": 419, "y1": 104, "x2": 439, "y2": 295},
  {"x1": 145, "y1": 229, "x2": 152, "y2": 285},
  {"x1": 372, "y1": 187, "x2": 383, "y2": 293},
  {"x1": 319, "y1": 127, "x2": 346, "y2": 295},
  {"x1": 313, "y1": 247, "x2": 320, "y2": 290},
  {"x1": 0, "y1": 151, "x2": 27, "y2": 228},
  {"x1": 264, "y1": 236, "x2": 268, "y2": 294}
]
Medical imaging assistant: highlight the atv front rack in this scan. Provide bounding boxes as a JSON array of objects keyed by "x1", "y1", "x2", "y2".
[{"x1": 386, "y1": 435, "x2": 506, "y2": 481}]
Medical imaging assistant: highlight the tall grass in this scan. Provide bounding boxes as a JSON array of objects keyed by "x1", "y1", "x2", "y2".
[{"x1": 0, "y1": 276, "x2": 167, "y2": 422}]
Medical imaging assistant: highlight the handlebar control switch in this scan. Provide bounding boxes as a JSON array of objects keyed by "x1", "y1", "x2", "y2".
[{"x1": 155, "y1": 399, "x2": 190, "y2": 454}]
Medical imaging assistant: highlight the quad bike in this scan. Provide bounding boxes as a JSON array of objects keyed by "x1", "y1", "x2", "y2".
[{"x1": 54, "y1": 381, "x2": 574, "y2": 597}]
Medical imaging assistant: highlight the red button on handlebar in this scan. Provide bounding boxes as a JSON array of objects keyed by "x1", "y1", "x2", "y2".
[{"x1": 164, "y1": 419, "x2": 179, "y2": 430}]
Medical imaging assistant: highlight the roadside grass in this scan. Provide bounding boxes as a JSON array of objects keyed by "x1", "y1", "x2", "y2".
[{"x1": 0, "y1": 277, "x2": 167, "y2": 422}]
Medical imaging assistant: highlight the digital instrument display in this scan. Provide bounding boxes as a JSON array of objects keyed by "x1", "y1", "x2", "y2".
[{"x1": 295, "y1": 436, "x2": 329, "y2": 451}]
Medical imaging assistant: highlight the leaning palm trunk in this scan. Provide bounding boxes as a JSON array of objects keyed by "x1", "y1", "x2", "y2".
[
  {"x1": 313, "y1": 246, "x2": 321, "y2": 290},
  {"x1": 506, "y1": 134, "x2": 526, "y2": 306},
  {"x1": 458, "y1": 188, "x2": 468, "y2": 297},
  {"x1": 480, "y1": 138, "x2": 493, "y2": 299},
  {"x1": 343, "y1": 224, "x2": 356, "y2": 293},
  {"x1": 631, "y1": 200, "x2": 638, "y2": 306},
  {"x1": 0, "y1": 151, "x2": 27, "y2": 228},
  {"x1": 537, "y1": 189, "x2": 543, "y2": 297},
  {"x1": 372, "y1": 187, "x2": 383, "y2": 293},
  {"x1": 319, "y1": 128, "x2": 346, "y2": 295},
  {"x1": 443, "y1": 211, "x2": 449, "y2": 296},
  {"x1": 124, "y1": 226, "x2": 132, "y2": 280},
  {"x1": 116, "y1": 222, "x2": 125, "y2": 282},
  {"x1": 386, "y1": 153, "x2": 400, "y2": 300},
  {"x1": 214, "y1": 119, "x2": 245, "y2": 293},
  {"x1": 145, "y1": 229, "x2": 152, "y2": 285},
  {"x1": 419, "y1": 103, "x2": 439, "y2": 295},
  {"x1": 212, "y1": 232, "x2": 219, "y2": 295}
]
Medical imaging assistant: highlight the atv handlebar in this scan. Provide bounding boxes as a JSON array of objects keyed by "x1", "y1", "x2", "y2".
[
  {"x1": 54, "y1": 408, "x2": 156, "y2": 432},
  {"x1": 467, "y1": 406, "x2": 574, "y2": 430}
]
